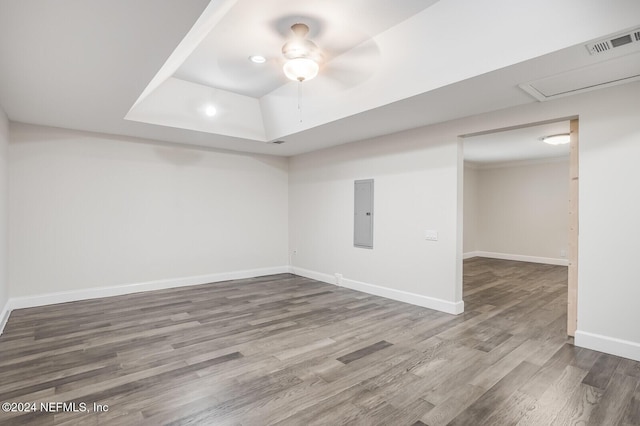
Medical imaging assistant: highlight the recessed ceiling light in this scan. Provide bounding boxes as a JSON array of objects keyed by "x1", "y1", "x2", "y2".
[
  {"x1": 204, "y1": 105, "x2": 217, "y2": 117},
  {"x1": 542, "y1": 133, "x2": 570, "y2": 145},
  {"x1": 249, "y1": 55, "x2": 266, "y2": 64}
]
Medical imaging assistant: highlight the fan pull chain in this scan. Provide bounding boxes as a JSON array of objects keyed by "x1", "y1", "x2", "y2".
[{"x1": 297, "y1": 82, "x2": 302, "y2": 123}]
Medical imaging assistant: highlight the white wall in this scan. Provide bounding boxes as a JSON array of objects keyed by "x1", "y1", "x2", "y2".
[
  {"x1": 289, "y1": 125, "x2": 463, "y2": 314},
  {"x1": 576, "y1": 90, "x2": 640, "y2": 361},
  {"x1": 290, "y1": 81, "x2": 640, "y2": 360},
  {"x1": 463, "y1": 165, "x2": 479, "y2": 254},
  {"x1": 466, "y1": 160, "x2": 569, "y2": 263},
  {"x1": 8, "y1": 124, "x2": 289, "y2": 299},
  {"x1": 0, "y1": 106, "x2": 8, "y2": 326}
]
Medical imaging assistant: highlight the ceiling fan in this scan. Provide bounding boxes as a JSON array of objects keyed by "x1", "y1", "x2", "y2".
[
  {"x1": 226, "y1": 19, "x2": 381, "y2": 96},
  {"x1": 280, "y1": 23, "x2": 323, "y2": 82},
  {"x1": 273, "y1": 21, "x2": 380, "y2": 91}
]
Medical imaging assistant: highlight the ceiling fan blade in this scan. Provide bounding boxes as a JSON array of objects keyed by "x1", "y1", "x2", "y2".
[
  {"x1": 320, "y1": 40, "x2": 381, "y2": 89},
  {"x1": 321, "y1": 38, "x2": 380, "y2": 62},
  {"x1": 211, "y1": 55, "x2": 285, "y2": 97}
]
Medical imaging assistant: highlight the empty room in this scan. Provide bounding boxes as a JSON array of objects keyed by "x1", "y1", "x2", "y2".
[{"x1": 1, "y1": 1, "x2": 639, "y2": 425}]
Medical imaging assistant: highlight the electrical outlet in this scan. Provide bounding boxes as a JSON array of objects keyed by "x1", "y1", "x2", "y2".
[
  {"x1": 425, "y1": 230, "x2": 438, "y2": 241},
  {"x1": 335, "y1": 273, "x2": 343, "y2": 286},
  {"x1": 560, "y1": 249, "x2": 567, "y2": 258},
  {"x1": 292, "y1": 249, "x2": 298, "y2": 256}
]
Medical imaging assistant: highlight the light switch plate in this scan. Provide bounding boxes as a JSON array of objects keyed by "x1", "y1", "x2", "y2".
[{"x1": 425, "y1": 230, "x2": 438, "y2": 241}]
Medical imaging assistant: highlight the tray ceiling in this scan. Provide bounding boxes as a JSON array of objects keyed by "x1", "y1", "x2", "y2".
[{"x1": 1, "y1": 0, "x2": 639, "y2": 156}]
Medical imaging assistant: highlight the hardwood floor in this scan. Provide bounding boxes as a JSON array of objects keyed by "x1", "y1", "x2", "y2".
[{"x1": 0, "y1": 258, "x2": 639, "y2": 425}]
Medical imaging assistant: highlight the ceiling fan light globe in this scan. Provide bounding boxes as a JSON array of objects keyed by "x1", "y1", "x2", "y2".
[{"x1": 283, "y1": 58, "x2": 319, "y2": 82}]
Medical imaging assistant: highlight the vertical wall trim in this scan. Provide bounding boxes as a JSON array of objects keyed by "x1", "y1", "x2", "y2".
[
  {"x1": 456, "y1": 138, "x2": 464, "y2": 302},
  {"x1": 567, "y1": 119, "x2": 579, "y2": 336}
]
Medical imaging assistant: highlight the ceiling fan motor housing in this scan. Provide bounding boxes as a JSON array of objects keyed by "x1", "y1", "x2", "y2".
[{"x1": 282, "y1": 23, "x2": 322, "y2": 62}]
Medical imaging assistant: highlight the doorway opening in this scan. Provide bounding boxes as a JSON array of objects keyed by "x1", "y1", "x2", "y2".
[{"x1": 460, "y1": 118, "x2": 578, "y2": 336}]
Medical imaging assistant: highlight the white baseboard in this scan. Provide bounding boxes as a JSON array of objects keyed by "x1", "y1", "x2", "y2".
[
  {"x1": 0, "y1": 266, "x2": 290, "y2": 335},
  {"x1": 0, "y1": 298, "x2": 10, "y2": 337},
  {"x1": 465, "y1": 251, "x2": 569, "y2": 266},
  {"x1": 463, "y1": 251, "x2": 480, "y2": 260},
  {"x1": 290, "y1": 267, "x2": 335, "y2": 286},
  {"x1": 291, "y1": 266, "x2": 463, "y2": 315},
  {"x1": 575, "y1": 330, "x2": 640, "y2": 362}
]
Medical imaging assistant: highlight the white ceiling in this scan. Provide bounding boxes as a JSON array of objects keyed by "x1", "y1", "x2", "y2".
[
  {"x1": 463, "y1": 121, "x2": 570, "y2": 165},
  {"x1": 0, "y1": 0, "x2": 639, "y2": 157},
  {"x1": 173, "y1": 0, "x2": 438, "y2": 98}
]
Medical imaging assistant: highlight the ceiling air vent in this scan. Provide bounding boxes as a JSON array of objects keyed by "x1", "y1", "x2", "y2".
[
  {"x1": 588, "y1": 41, "x2": 611, "y2": 54},
  {"x1": 587, "y1": 28, "x2": 640, "y2": 55}
]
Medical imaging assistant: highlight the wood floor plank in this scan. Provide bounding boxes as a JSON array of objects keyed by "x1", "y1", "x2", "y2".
[
  {"x1": 336, "y1": 340, "x2": 393, "y2": 364},
  {"x1": 448, "y1": 361, "x2": 540, "y2": 426},
  {"x1": 550, "y1": 383, "x2": 603, "y2": 425},
  {"x1": 419, "y1": 384, "x2": 486, "y2": 426},
  {"x1": 587, "y1": 372, "x2": 638, "y2": 425},
  {"x1": 622, "y1": 381, "x2": 640, "y2": 425},
  {"x1": 515, "y1": 365, "x2": 588, "y2": 425},
  {"x1": 0, "y1": 260, "x2": 639, "y2": 425},
  {"x1": 518, "y1": 343, "x2": 583, "y2": 398},
  {"x1": 582, "y1": 352, "x2": 622, "y2": 389},
  {"x1": 483, "y1": 390, "x2": 537, "y2": 426}
]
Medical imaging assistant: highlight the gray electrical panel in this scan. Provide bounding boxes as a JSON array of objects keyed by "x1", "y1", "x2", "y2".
[{"x1": 354, "y1": 179, "x2": 374, "y2": 248}]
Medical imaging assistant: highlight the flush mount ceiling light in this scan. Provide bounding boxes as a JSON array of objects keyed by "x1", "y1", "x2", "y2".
[
  {"x1": 542, "y1": 133, "x2": 570, "y2": 145},
  {"x1": 282, "y1": 23, "x2": 321, "y2": 82}
]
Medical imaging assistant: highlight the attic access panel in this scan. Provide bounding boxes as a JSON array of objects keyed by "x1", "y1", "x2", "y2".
[{"x1": 520, "y1": 51, "x2": 640, "y2": 101}]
